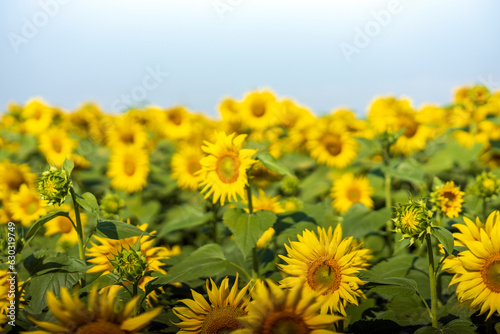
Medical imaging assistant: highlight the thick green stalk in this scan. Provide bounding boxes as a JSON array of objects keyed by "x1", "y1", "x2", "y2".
[
  {"x1": 246, "y1": 184, "x2": 259, "y2": 276},
  {"x1": 426, "y1": 233, "x2": 438, "y2": 328},
  {"x1": 385, "y1": 172, "x2": 392, "y2": 231},
  {"x1": 70, "y1": 188, "x2": 86, "y2": 266}
]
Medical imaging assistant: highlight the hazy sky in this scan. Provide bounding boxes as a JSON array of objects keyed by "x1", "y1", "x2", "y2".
[{"x1": 1, "y1": 0, "x2": 499, "y2": 117}]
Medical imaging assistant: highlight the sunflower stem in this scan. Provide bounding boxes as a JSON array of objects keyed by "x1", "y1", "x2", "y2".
[
  {"x1": 70, "y1": 187, "x2": 86, "y2": 285},
  {"x1": 483, "y1": 198, "x2": 488, "y2": 222},
  {"x1": 426, "y1": 233, "x2": 438, "y2": 328},
  {"x1": 228, "y1": 262, "x2": 252, "y2": 282},
  {"x1": 246, "y1": 183, "x2": 259, "y2": 276},
  {"x1": 246, "y1": 184, "x2": 254, "y2": 214}
]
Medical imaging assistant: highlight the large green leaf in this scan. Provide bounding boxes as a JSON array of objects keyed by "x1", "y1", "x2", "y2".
[
  {"x1": 256, "y1": 152, "x2": 293, "y2": 176},
  {"x1": 25, "y1": 211, "x2": 71, "y2": 245},
  {"x1": 62, "y1": 158, "x2": 74, "y2": 176},
  {"x1": 386, "y1": 160, "x2": 425, "y2": 184},
  {"x1": 414, "y1": 319, "x2": 476, "y2": 334},
  {"x1": 431, "y1": 226, "x2": 454, "y2": 256},
  {"x1": 223, "y1": 209, "x2": 277, "y2": 258},
  {"x1": 95, "y1": 220, "x2": 150, "y2": 239},
  {"x1": 150, "y1": 244, "x2": 228, "y2": 286},
  {"x1": 24, "y1": 250, "x2": 87, "y2": 276},
  {"x1": 342, "y1": 205, "x2": 390, "y2": 239},
  {"x1": 75, "y1": 192, "x2": 100, "y2": 216},
  {"x1": 159, "y1": 205, "x2": 214, "y2": 237},
  {"x1": 28, "y1": 272, "x2": 84, "y2": 313}
]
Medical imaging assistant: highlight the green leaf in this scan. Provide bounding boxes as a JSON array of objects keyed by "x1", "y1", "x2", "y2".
[
  {"x1": 62, "y1": 158, "x2": 74, "y2": 176},
  {"x1": 159, "y1": 205, "x2": 214, "y2": 237},
  {"x1": 431, "y1": 226, "x2": 454, "y2": 256},
  {"x1": 368, "y1": 276, "x2": 419, "y2": 291},
  {"x1": 342, "y1": 205, "x2": 390, "y2": 239},
  {"x1": 223, "y1": 209, "x2": 277, "y2": 258},
  {"x1": 256, "y1": 152, "x2": 293, "y2": 176},
  {"x1": 370, "y1": 285, "x2": 417, "y2": 298},
  {"x1": 150, "y1": 244, "x2": 228, "y2": 286},
  {"x1": 80, "y1": 273, "x2": 121, "y2": 293},
  {"x1": 25, "y1": 211, "x2": 71, "y2": 244},
  {"x1": 28, "y1": 271, "x2": 84, "y2": 313},
  {"x1": 24, "y1": 250, "x2": 87, "y2": 276},
  {"x1": 75, "y1": 192, "x2": 100, "y2": 216},
  {"x1": 414, "y1": 319, "x2": 476, "y2": 334},
  {"x1": 95, "y1": 220, "x2": 150, "y2": 239},
  {"x1": 368, "y1": 254, "x2": 417, "y2": 278},
  {"x1": 386, "y1": 160, "x2": 425, "y2": 184}
]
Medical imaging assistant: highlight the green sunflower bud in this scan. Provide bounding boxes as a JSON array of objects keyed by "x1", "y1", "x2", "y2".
[
  {"x1": 110, "y1": 247, "x2": 148, "y2": 282},
  {"x1": 37, "y1": 166, "x2": 72, "y2": 206},
  {"x1": 100, "y1": 193, "x2": 125, "y2": 218},
  {"x1": 282, "y1": 197, "x2": 303, "y2": 212},
  {"x1": 280, "y1": 175, "x2": 299, "y2": 195},
  {"x1": 473, "y1": 172, "x2": 500, "y2": 200},
  {"x1": 393, "y1": 198, "x2": 432, "y2": 243}
]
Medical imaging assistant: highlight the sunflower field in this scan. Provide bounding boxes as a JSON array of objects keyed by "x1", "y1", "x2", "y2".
[{"x1": 1, "y1": 85, "x2": 500, "y2": 333}]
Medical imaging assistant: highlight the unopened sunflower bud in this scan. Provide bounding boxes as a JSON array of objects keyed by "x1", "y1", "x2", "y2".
[
  {"x1": 110, "y1": 248, "x2": 148, "y2": 282},
  {"x1": 100, "y1": 193, "x2": 125, "y2": 218},
  {"x1": 473, "y1": 172, "x2": 500, "y2": 200},
  {"x1": 37, "y1": 166, "x2": 71, "y2": 206},
  {"x1": 393, "y1": 198, "x2": 432, "y2": 243},
  {"x1": 280, "y1": 175, "x2": 299, "y2": 195},
  {"x1": 282, "y1": 197, "x2": 303, "y2": 212}
]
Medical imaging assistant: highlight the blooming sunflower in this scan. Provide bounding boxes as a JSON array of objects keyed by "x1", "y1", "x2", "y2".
[
  {"x1": 20, "y1": 98, "x2": 54, "y2": 135},
  {"x1": 86, "y1": 223, "x2": 180, "y2": 292},
  {"x1": 330, "y1": 173, "x2": 374, "y2": 214},
  {"x1": 160, "y1": 106, "x2": 193, "y2": 140},
  {"x1": 107, "y1": 147, "x2": 150, "y2": 193},
  {"x1": 430, "y1": 181, "x2": 465, "y2": 218},
  {"x1": 38, "y1": 128, "x2": 77, "y2": 167},
  {"x1": 306, "y1": 121, "x2": 358, "y2": 169},
  {"x1": 239, "y1": 90, "x2": 282, "y2": 131},
  {"x1": 0, "y1": 161, "x2": 36, "y2": 201},
  {"x1": 44, "y1": 204, "x2": 87, "y2": 249},
  {"x1": 171, "y1": 144, "x2": 204, "y2": 191},
  {"x1": 173, "y1": 274, "x2": 250, "y2": 333},
  {"x1": 23, "y1": 286, "x2": 161, "y2": 333},
  {"x1": 279, "y1": 225, "x2": 371, "y2": 316},
  {"x1": 443, "y1": 211, "x2": 500, "y2": 319},
  {"x1": 233, "y1": 279, "x2": 343, "y2": 334},
  {"x1": 198, "y1": 132, "x2": 257, "y2": 205},
  {"x1": 106, "y1": 117, "x2": 149, "y2": 150},
  {"x1": 219, "y1": 97, "x2": 242, "y2": 130},
  {"x1": 7, "y1": 184, "x2": 47, "y2": 227}
]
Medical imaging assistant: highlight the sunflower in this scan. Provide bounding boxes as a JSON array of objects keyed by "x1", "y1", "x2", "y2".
[
  {"x1": 86, "y1": 223, "x2": 180, "y2": 292},
  {"x1": 107, "y1": 147, "x2": 150, "y2": 193},
  {"x1": 106, "y1": 116, "x2": 149, "y2": 150},
  {"x1": 233, "y1": 279, "x2": 343, "y2": 334},
  {"x1": 239, "y1": 90, "x2": 282, "y2": 131},
  {"x1": 330, "y1": 173, "x2": 374, "y2": 214},
  {"x1": 306, "y1": 120, "x2": 358, "y2": 169},
  {"x1": 279, "y1": 225, "x2": 371, "y2": 316},
  {"x1": 171, "y1": 144, "x2": 204, "y2": 191},
  {"x1": 7, "y1": 184, "x2": 47, "y2": 227},
  {"x1": 198, "y1": 132, "x2": 257, "y2": 205},
  {"x1": 430, "y1": 181, "x2": 465, "y2": 218},
  {"x1": 20, "y1": 98, "x2": 54, "y2": 135},
  {"x1": 23, "y1": 286, "x2": 161, "y2": 333},
  {"x1": 0, "y1": 161, "x2": 36, "y2": 201},
  {"x1": 160, "y1": 106, "x2": 193, "y2": 141},
  {"x1": 173, "y1": 274, "x2": 250, "y2": 333},
  {"x1": 367, "y1": 96, "x2": 413, "y2": 133},
  {"x1": 44, "y1": 204, "x2": 87, "y2": 249},
  {"x1": 38, "y1": 128, "x2": 77, "y2": 167},
  {"x1": 219, "y1": 97, "x2": 242, "y2": 132},
  {"x1": 443, "y1": 211, "x2": 500, "y2": 319}
]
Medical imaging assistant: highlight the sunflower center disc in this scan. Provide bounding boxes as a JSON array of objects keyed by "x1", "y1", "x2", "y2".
[
  {"x1": 76, "y1": 321, "x2": 125, "y2": 334},
  {"x1": 187, "y1": 159, "x2": 201, "y2": 175},
  {"x1": 401, "y1": 211, "x2": 418, "y2": 233},
  {"x1": 484, "y1": 257, "x2": 500, "y2": 293},
  {"x1": 26, "y1": 200, "x2": 39, "y2": 215},
  {"x1": 307, "y1": 259, "x2": 340, "y2": 293},
  {"x1": 201, "y1": 306, "x2": 245, "y2": 334},
  {"x1": 441, "y1": 191, "x2": 456, "y2": 203},
  {"x1": 325, "y1": 139, "x2": 342, "y2": 156},
  {"x1": 52, "y1": 138, "x2": 63, "y2": 153},
  {"x1": 124, "y1": 159, "x2": 136, "y2": 176},
  {"x1": 120, "y1": 132, "x2": 135, "y2": 144},
  {"x1": 251, "y1": 102, "x2": 266, "y2": 117},
  {"x1": 217, "y1": 155, "x2": 240, "y2": 184},
  {"x1": 168, "y1": 111, "x2": 182, "y2": 125},
  {"x1": 347, "y1": 188, "x2": 361, "y2": 202},
  {"x1": 58, "y1": 217, "x2": 73, "y2": 234},
  {"x1": 6, "y1": 169, "x2": 24, "y2": 190},
  {"x1": 262, "y1": 311, "x2": 309, "y2": 334}
]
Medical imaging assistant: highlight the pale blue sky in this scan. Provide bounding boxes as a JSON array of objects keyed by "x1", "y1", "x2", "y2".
[{"x1": 0, "y1": 0, "x2": 499, "y2": 117}]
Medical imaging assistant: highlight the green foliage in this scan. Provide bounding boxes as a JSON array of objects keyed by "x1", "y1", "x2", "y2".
[
  {"x1": 256, "y1": 152, "x2": 293, "y2": 176},
  {"x1": 95, "y1": 220, "x2": 150, "y2": 239},
  {"x1": 222, "y1": 209, "x2": 277, "y2": 258}
]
